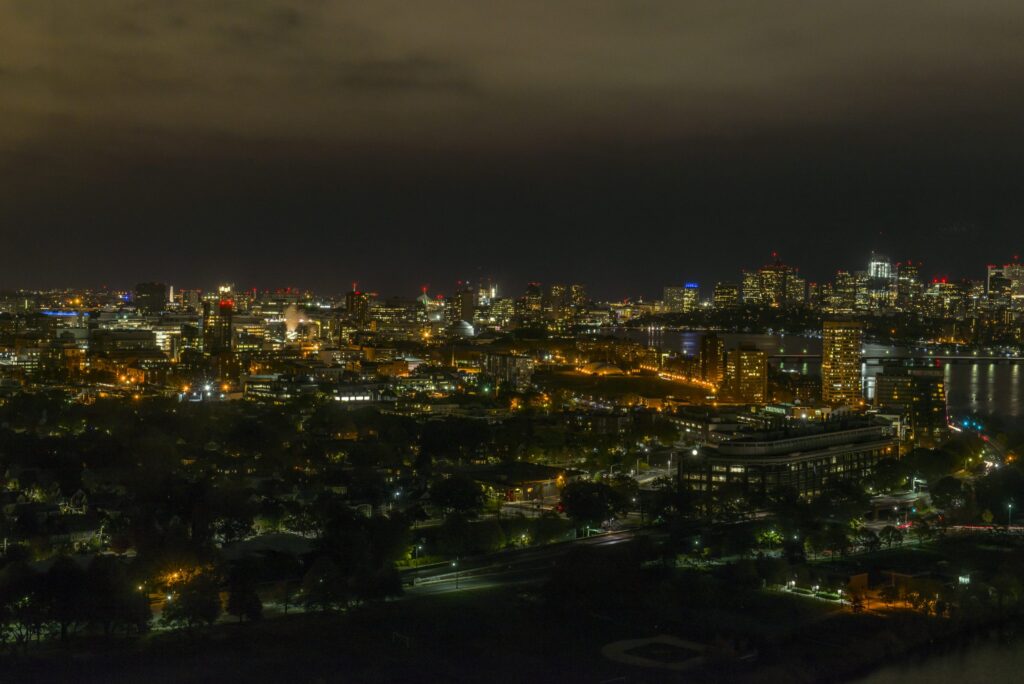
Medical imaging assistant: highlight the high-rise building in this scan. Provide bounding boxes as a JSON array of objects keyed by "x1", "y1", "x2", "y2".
[
  {"x1": 728, "y1": 346, "x2": 767, "y2": 403},
  {"x1": 570, "y1": 284, "x2": 588, "y2": 308},
  {"x1": 713, "y1": 282, "x2": 741, "y2": 309},
  {"x1": 681, "y1": 283, "x2": 699, "y2": 312},
  {"x1": 874, "y1": 363, "x2": 948, "y2": 448},
  {"x1": 830, "y1": 271, "x2": 858, "y2": 314},
  {"x1": 177, "y1": 288, "x2": 202, "y2": 312},
  {"x1": 202, "y1": 285, "x2": 235, "y2": 355},
  {"x1": 134, "y1": 282, "x2": 168, "y2": 314},
  {"x1": 449, "y1": 281, "x2": 477, "y2": 324},
  {"x1": 545, "y1": 283, "x2": 569, "y2": 323},
  {"x1": 345, "y1": 285, "x2": 371, "y2": 326},
  {"x1": 988, "y1": 261, "x2": 1024, "y2": 310},
  {"x1": 698, "y1": 333, "x2": 725, "y2": 385},
  {"x1": 868, "y1": 252, "x2": 893, "y2": 279},
  {"x1": 865, "y1": 252, "x2": 895, "y2": 311},
  {"x1": 822, "y1": 320, "x2": 863, "y2": 405},
  {"x1": 895, "y1": 261, "x2": 923, "y2": 313},
  {"x1": 477, "y1": 278, "x2": 498, "y2": 306},
  {"x1": 745, "y1": 254, "x2": 805, "y2": 308},
  {"x1": 663, "y1": 283, "x2": 699, "y2": 313},
  {"x1": 663, "y1": 286, "x2": 685, "y2": 313},
  {"x1": 741, "y1": 271, "x2": 762, "y2": 305}
]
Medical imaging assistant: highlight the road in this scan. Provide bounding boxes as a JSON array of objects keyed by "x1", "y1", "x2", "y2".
[{"x1": 402, "y1": 529, "x2": 648, "y2": 595}]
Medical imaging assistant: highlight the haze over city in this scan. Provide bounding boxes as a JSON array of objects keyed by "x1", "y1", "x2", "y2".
[{"x1": 3, "y1": 2, "x2": 1024, "y2": 294}]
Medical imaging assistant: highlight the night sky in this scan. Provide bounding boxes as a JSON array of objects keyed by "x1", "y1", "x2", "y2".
[{"x1": 2, "y1": 1, "x2": 1024, "y2": 298}]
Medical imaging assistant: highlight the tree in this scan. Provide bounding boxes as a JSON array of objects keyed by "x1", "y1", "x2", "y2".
[
  {"x1": 225, "y1": 563, "x2": 262, "y2": 624},
  {"x1": 878, "y1": 583, "x2": 901, "y2": 607},
  {"x1": 930, "y1": 476, "x2": 966, "y2": 512},
  {"x1": 437, "y1": 512, "x2": 473, "y2": 557},
  {"x1": 269, "y1": 580, "x2": 299, "y2": 614},
  {"x1": 910, "y1": 520, "x2": 931, "y2": 546},
  {"x1": 531, "y1": 511, "x2": 570, "y2": 545},
  {"x1": 84, "y1": 556, "x2": 150, "y2": 636},
  {"x1": 856, "y1": 528, "x2": 880, "y2": 553},
  {"x1": 214, "y1": 511, "x2": 254, "y2": 545},
  {"x1": 45, "y1": 556, "x2": 87, "y2": 642},
  {"x1": 429, "y1": 475, "x2": 485, "y2": 518},
  {"x1": 606, "y1": 474, "x2": 639, "y2": 510},
  {"x1": 879, "y1": 525, "x2": 903, "y2": 549},
  {"x1": 869, "y1": 458, "x2": 905, "y2": 493},
  {"x1": 756, "y1": 528, "x2": 783, "y2": 552},
  {"x1": 711, "y1": 482, "x2": 750, "y2": 521},
  {"x1": 0, "y1": 561, "x2": 46, "y2": 650},
  {"x1": 302, "y1": 556, "x2": 347, "y2": 613},
  {"x1": 470, "y1": 518, "x2": 506, "y2": 553},
  {"x1": 824, "y1": 523, "x2": 852, "y2": 556},
  {"x1": 647, "y1": 477, "x2": 696, "y2": 522},
  {"x1": 161, "y1": 572, "x2": 222, "y2": 633},
  {"x1": 560, "y1": 481, "x2": 621, "y2": 531}
]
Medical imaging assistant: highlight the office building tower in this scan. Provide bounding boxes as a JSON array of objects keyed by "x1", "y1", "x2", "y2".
[
  {"x1": 822, "y1": 320, "x2": 863, "y2": 405},
  {"x1": 449, "y1": 281, "x2": 477, "y2": 324},
  {"x1": 713, "y1": 282, "x2": 741, "y2": 309},
  {"x1": 345, "y1": 285, "x2": 371, "y2": 326},
  {"x1": 895, "y1": 261, "x2": 923, "y2": 313},
  {"x1": 745, "y1": 254, "x2": 805, "y2": 308},
  {"x1": 698, "y1": 333, "x2": 725, "y2": 385},
  {"x1": 728, "y1": 346, "x2": 767, "y2": 403},
  {"x1": 202, "y1": 286, "x2": 235, "y2": 355},
  {"x1": 868, "y1": 252, "x2": 893, "y2": 279},
  {"x1": 663, "y1": 283, "x2": 699, "y2": 313},
  {"x1": 874, "y1": 363, "x2": 948, "y2": 448}
]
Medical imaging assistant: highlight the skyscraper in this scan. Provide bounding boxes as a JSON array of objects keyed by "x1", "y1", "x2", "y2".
[
  {"x1": 822, "y1": 320, "x2": 863, "y2": 405},
  {"x1": 895, "y1": 261, "x2": 923, "y2": 313},
  {"x1": 713, "y1": 282, "x2": 741, "y2": 309},
  {"x1": 345, "y1": 286, "x2": 371, "y2": 326},
  {"x1": 698, "y1": 333, "x2": 725, "y2": 386},
  {"x1": 728, "y1": 346, "x2": 767, "y2": 403},
  {"x1": 202, "y1": 285, "x2": 235, "y2": 355},
  {"x1": 875, "y1": 363, "x2": 948, "y2": 448},
  {"x1": 663, "y1": 283, "x2": 699, "y2": 313},
  {"x1": 868, "y1": 252, "x2": 893, "y2": 279},
  {"x1": 745, "y1": 254, "x2": 805, "y2": 308}
]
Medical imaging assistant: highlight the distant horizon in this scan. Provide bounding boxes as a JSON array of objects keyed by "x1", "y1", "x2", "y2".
[{"x1": 0, "y1": 251, "x2": 1014, "y2": 303}]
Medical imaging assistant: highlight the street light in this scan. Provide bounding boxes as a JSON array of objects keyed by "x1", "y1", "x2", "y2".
[
  {"x1": 452, "y1": 560, "x2": 460, "y2": 589},
  {"x1": 1009, "y1": 502, "x2": 1014, "y2": 528}
]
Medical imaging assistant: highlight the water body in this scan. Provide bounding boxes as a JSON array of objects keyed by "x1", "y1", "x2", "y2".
[{"x1": 618, "y1": 329, "x2": 1024, "y2": 420}]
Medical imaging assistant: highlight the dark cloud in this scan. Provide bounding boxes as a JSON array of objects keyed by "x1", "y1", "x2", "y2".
[{"x1": 0, "y1": 2, "x2": 1022, "y2": 296}]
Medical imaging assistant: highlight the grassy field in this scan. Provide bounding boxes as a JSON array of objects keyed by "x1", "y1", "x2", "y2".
[{"x1": 8, "y1": 582, "x2": 848, "y2": 684}]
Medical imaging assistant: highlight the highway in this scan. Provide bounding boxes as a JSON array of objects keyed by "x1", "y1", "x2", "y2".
[{"x1": 402, "y1": 529, "x2": 648, "y2": 595}]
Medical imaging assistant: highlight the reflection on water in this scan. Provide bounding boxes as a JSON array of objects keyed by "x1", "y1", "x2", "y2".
[
  {"x1": 944, "y1": 362, "x2": 1022, "y2": 419},
  {"x1": 620, "y1": 329, "x2": 1024, "y2": 419}
]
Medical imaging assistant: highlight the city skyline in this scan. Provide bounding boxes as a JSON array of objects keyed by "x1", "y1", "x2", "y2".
[{"x1": 2, "y1": 249, "x2": 1020, "y2": 303}]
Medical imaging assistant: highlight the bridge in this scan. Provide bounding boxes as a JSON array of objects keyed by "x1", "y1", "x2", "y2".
[{"x1": 769, "y1": 352, "x2": 1024, "y2": 364}]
